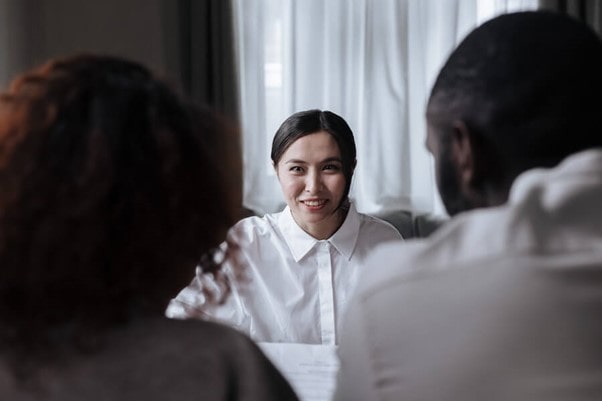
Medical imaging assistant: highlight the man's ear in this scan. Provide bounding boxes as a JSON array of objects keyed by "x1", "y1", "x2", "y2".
[
  {"x1": 452, "y1": 119, "x2": 500, "y2": 199},
  {"x1": 450, "y1": 120, "x2": 478, "y2": 190},
  {"x1": 450, "y1": 120, "x2": 508, "y2": 208}
]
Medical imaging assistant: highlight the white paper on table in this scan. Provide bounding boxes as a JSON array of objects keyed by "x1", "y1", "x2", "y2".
[{"x1": 258, "y1": 342, "x2": 339, "y2": 401}]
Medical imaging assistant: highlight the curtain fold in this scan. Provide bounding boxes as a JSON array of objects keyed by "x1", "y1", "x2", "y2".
[
  {"x1": 0, "y1": 0, "x2": 43, "y2": 88},
  {"x1": 163, "y1": 0, "x2": 240, "y2": 122}
]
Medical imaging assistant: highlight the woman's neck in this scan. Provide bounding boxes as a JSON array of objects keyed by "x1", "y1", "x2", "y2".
[{"x1": 300, "y1": 206, "x2": 348, "y2": 240}]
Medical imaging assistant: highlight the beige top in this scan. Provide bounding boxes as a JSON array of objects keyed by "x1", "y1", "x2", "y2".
[{"x1": 0, "y1": 317, "x2": 299, "y2": 401}]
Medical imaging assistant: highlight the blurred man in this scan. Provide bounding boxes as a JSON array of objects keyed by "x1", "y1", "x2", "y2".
[{"x1": 335, "y1": 11, "x2": 602, "y2": 401}]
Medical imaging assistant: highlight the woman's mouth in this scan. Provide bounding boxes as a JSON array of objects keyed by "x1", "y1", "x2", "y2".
[{"x1": 302, "y1": 199, "x2": 327, "y2": 207}]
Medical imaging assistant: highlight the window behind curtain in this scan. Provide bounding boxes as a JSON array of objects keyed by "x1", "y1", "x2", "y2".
[{"x1": 233, "y1": 0, "x2": 538, "y2": 216}]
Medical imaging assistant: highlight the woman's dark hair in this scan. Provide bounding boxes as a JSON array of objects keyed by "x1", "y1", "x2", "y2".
[
  {"x1": 0, "y1": 54, "x2": 240, "y2": 372},
  {"x1": 271, "y1": 109, "x2": 357, "y2": 202}
]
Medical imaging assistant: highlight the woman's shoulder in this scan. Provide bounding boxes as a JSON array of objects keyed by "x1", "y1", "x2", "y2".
[
  {"x1": 2, "y1": 318, "x2": 298, "y2": 401},
  {"x1": 124, "y1": 317, "x2": 256, "y2": 353},
  {"x1": 102, "y1": 318, "x2": 297, "y2": 399},
  {"x1": 128, "y1": 318, "x2": 298, "y2": 400},
  {"x1": 228, "y1": 211, "x2": 283, "y2": 242}
]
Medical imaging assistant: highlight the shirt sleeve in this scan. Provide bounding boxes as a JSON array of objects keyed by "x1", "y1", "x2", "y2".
[
  {"x1": 165, "y1": 262, "x2": 252, "y2": 335},
  {"x1": 165, "y1": 266, "x2": 208, "y2": 319}
]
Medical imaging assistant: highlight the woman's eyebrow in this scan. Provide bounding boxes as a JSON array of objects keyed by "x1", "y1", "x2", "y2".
[
  {"x1": 284, "y1": 156, "x2": 342, "y2": 164},
  {"x1": 284, "y1": 158, "x2": 308, "y2": 164},
  {"x1": 321, "y1": 157, "x2": 342, "y2": 163},
  {"x1": 284, "y1": 156, "x2": 343, "y2": 164}
]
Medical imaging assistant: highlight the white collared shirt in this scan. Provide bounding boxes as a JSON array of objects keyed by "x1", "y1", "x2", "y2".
[{"x1": 166, "y1": 202, "x2": 402, "y2": 344}]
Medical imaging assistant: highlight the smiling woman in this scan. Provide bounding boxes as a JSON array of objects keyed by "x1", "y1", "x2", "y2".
[
  {"x1": 275, "y1": 131, "x2": 347, "y2": 239},
  {"x1": 166, "y1": 109, "x2": 402, "y2": 345},
  {"x1": 272, "y1": 110, "x2": 355, "y2": 240}
]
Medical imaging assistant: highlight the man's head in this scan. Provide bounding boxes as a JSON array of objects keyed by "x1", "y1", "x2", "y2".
[{"x1": 426, "y1": 11, "x2": 602, "y2": 216}]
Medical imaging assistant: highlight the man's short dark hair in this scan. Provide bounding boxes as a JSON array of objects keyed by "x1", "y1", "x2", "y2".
[{"x1": 428, "y1": 11, "x2": 602, "y2": 174}]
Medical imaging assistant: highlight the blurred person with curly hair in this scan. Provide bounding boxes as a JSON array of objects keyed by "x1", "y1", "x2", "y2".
[{"x1": 0, "y1": 54, "x2": 298, "y2": 401}]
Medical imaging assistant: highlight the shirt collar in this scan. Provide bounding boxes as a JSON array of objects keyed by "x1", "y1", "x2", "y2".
[{"x1": 278, "y1": 202, "x2": 361, "y2": 262}]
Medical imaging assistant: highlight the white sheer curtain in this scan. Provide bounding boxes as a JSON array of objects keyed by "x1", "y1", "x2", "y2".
[{"x1": 233, "y1": 0, "x2": 538, "y2": 216}]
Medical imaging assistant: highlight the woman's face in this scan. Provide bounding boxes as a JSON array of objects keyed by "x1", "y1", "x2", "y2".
[{"x1": 275, "y1": 131, "x2": 347, "y2": 238}]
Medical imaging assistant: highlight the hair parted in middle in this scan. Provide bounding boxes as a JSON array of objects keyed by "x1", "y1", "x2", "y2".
[{"x1": 271, "y1": 109, "x2": 357, "y2": 203}]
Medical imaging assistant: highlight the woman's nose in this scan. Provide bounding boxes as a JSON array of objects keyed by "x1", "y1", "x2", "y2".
[{"x1": 305, "y1": 171, "x2": 323, "y2": 193}]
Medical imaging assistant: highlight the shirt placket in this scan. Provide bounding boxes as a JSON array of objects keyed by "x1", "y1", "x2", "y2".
[{"x1": 317, "y1": 241, "x2": 335, "y2": 345}]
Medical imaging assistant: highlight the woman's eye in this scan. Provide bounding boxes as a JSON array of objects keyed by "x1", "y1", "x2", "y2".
[
  {"x1": 289, "y1": 166, "x2": 303, "y2": 173},
  {"x1": 323, "y1": 164, "x2": 341, "y2": 171}
]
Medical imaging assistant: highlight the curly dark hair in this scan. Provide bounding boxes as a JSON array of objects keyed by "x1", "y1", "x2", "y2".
[{"x1": 0, "y1": 54, "x2": 241, "y2": 371}]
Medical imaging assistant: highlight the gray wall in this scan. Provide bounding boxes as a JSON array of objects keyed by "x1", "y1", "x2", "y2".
[{"x1": 0, "y1": 0, "x2": 174, "y2": 88}]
